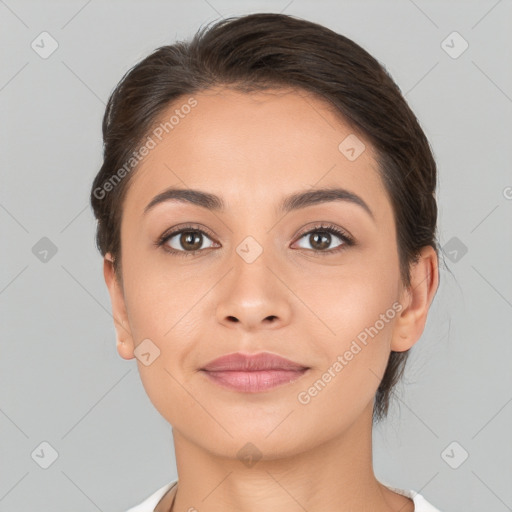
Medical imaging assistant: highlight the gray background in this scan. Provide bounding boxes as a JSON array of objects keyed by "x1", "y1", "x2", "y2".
[{"x1": 1, "y1": 0, "x2": 511, "y2": 511}]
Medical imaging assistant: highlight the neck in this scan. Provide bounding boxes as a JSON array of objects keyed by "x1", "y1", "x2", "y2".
[{"x1": 164, "y1": 401, "x2": 414, "y2": 512}]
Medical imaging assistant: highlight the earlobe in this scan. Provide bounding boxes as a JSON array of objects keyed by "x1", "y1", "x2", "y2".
[
  {"x1": 103, "y1": 253, "x2": 135, "y2": 360},
  {"x1": 391, "y1": 246, "x2": 439, "y2": 352},
  {"x1": 116, "y1": 338, "x2": 135, "y2": 360}
]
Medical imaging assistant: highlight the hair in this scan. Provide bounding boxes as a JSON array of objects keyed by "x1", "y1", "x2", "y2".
[{"x1": 90, "y1": 12, "x2": 439, "y2": 424}]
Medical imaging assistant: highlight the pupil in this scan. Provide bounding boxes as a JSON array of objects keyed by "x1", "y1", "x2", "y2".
[
  {"x1": 312, "y1": 232, "x2": 330, "y2": 250},
  {"x1": 182, "y1": 231, "x2": 202, "y2": 250}
]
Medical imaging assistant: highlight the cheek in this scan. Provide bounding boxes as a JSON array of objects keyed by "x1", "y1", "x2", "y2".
[
  {"x1": 294, "y1": 251, "x2": 401, "y2": 402},
  {"x1": 294, "y1": 279, "x2": 400, "y2": 427},
  {"x1": 291, "y1": 250, "x2": 400, "y2": 342},
  {"x1": 122, "y1": 248, "x2": 193, "y2": 339},
  {"x1": 121, "y1": 259, "x2": 205, "y2": 399},
  {"x1": 122, "y1": 270, "x2": 198, "y2": 422}
]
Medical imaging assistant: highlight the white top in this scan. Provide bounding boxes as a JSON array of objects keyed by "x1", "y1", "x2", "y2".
[{"x1": 125, "y1": 478, "x2": 443, "y2": 511}]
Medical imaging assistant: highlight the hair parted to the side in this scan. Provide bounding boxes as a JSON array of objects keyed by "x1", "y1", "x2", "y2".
[{"x1": 90, "y1": 12, "x2": 439, "y2": 424}]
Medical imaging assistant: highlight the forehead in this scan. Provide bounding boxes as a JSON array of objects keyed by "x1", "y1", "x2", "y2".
[{"x1": 123, "y1": 86, "x2": 389, "y2": 219}]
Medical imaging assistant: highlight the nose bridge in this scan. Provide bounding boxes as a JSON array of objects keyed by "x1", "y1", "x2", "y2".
[
  {"x1": 230, "y1": 210, "x2": 286, "y2": 285},
  {"x1": 228, "y1": 200, "x2": 278, "y2": 269},
  {"x1": 231, "y1": 229, "x2": 276, "y2": 296},
  {"x1": 214, "y1": 225, "x2": 291, "y2": 329}
]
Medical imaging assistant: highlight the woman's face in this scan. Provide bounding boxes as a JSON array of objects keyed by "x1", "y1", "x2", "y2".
[{"x1": 106, "y1": 86, "x2": 417, "y2": 460}]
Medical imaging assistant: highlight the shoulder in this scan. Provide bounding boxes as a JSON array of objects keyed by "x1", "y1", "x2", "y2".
[
  {"x1": 411, "y1": 493, "x2": 444, "y2": 512},
  {"x1": 125, "y1": 479, "x2": 178, "y2": 512},
  {"x1": 383, "y1": 483, "x2": 443, "y2": 512},
  {"x1": 124, "y1": 479, "x2": 443, "y2": 512}
]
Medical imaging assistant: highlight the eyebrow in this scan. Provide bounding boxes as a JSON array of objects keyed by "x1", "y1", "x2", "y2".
[{"x1": 144, "y1": 186, "x2": 374, "y2": 220}]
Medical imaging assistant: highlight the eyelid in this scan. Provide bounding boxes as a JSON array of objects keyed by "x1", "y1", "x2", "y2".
[
  {"x1": 155, "y1": 221, "x2": 355, "y2": 257},
  {"x1": 291, "y1": 223, "x2": 355, "y2": 256},
  {"x1": 294, "y1": 222, "x2": 354, "y2": 243},
  {"x1": 156, "y1": 222, "x2": 217, "y2": 244}
]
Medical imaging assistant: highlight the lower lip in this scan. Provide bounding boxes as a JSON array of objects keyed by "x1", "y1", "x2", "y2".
[{"x1": 201, "y1": 368, "x2": 310, "y2": 393}]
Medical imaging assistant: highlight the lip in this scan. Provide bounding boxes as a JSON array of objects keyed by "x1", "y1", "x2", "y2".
[
  {"x1": 201, "y1": 351, "x2": 308, "y2": 372},
  {"x1": 200, "y1": 352, "x2": 310, "y2": 393}
]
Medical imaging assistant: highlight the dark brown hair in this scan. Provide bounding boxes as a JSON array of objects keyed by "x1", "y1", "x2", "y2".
[{"x1": 90, "y1": 12, "x2": 439, "y2": 423}]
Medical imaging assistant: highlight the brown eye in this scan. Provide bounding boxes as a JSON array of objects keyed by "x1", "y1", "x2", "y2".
[
  {"x1": 292, "y1": 224, "x2": 355, "y2": 256},
  {"x1": 157, "y1": 226, "x2": 218, "y2": 257},
  {"x1": 308, "y1": 232, "x2": 332, "y2": 250},
  {"x1": 167, "y1": 230, "x2": 215, "y2": 253},
  {"x1": 178, "y1": 231, "x2": 204, "y2": 251},
  {"x1": 295, "y1": 228, "x2": 347, "y2": 252}
]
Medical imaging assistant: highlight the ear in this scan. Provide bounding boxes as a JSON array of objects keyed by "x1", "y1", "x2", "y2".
[
  {"x1": 391, "y1": 246, "x2": 439, "y2": 352},
  {"x1": 103, "y1": 253, "x2": 135, "y2": 360}
]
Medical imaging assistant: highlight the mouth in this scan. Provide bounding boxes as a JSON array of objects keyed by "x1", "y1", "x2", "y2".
[
  {"x1": 200, "y1": 367, "x2": 310, "y2": 393},
  {"x1": 199, "y1": 351, "x2": 310, "y2": 393}
]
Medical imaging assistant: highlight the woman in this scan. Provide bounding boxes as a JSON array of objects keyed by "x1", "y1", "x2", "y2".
[{"x1": 90, "y1": 12, "x2": 442, "y2": 512}]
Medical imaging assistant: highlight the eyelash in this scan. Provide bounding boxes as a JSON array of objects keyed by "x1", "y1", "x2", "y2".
[{"x1": 154, "y1": 222, "x2": 355, "y2": 258}]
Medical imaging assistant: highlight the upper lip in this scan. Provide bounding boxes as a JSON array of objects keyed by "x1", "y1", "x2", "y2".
[{"x1": 201, "y1": 352, "x2": 309, "y2": 372}]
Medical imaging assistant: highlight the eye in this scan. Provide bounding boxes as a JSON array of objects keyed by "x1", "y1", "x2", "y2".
[
  {"x1": 155, "y1": 224, "x2": 218, "y2": 257},
  {"x1": 155, "y1": 222, "x2": 354, "y2": 258},
  {"x1": 293, "y1": 223, "x2": 354, "y2": 255}
]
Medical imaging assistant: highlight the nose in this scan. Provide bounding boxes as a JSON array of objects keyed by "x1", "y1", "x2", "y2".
[{"x1": 215, "y1": 253, "x2": 292, "y2": 331}]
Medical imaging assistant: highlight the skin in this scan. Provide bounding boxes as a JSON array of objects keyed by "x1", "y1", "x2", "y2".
[{"x1": 103, "y1": 86, "x2": 438, "y2": 512}]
